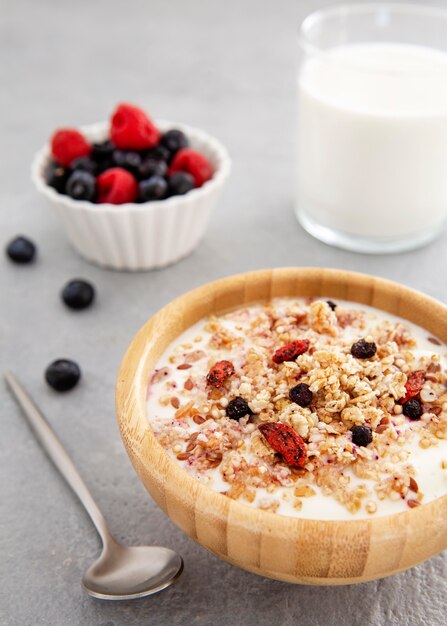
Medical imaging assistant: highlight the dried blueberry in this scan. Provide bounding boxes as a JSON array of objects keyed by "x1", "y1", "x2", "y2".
[
  {"x1": 160, "y1": 129, "x2": 189, "y2": 157},
  {"x1": 402, "y1": 399, "x2": 423, "y2": 421},
  {"x1": 326, "y1": 300, "x2": 337, "y2": 311},
  {"x1": 61, "y1": 279, "x2": 95, "y2": 310},
  {"x1": 168, "y1": 172, "x2": 194, "y2": 196},
  {"x1": 351, "y1": 339, "x2": 377, "y2": 359},
  {"x1": 351, "y1": 425, "x2": 373, "y2": 447},
  {"x1": 139, "y1": 176, "x2": 168, "y2": 202},
  {"x1": 6, "y1": 236, "x2": 36, "y2": 264},
  {"x1": 226, "y1": 397, "x2": 252, "y2": 420},
  {"x1": 66, "y1": 171, "x2": 96, "y2": 201},
  {"x1": 46, "y1": 160, "x2": 70, "y2": 194},
  {"x1": 138, "y1": 158, "x2": 167, "y2": 180},
  {"x1": 71, "y1": 156, "x2": 98, "y2": 176},
  {"x1": 289, "y1": 383, "x2": 313, "y2": 407},
  {"x1": 45, "y1": 359, "x2": 81, "y2": 392}
]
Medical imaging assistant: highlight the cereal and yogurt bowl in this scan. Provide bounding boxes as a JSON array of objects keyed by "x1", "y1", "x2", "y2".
[{"x1": 117, "y1": 268, "x2": 447, "y2": 585}]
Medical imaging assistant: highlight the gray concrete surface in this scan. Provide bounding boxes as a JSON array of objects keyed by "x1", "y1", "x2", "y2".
[{"x1": 2, "y1": 0, "x2": 447, "y2": 624}]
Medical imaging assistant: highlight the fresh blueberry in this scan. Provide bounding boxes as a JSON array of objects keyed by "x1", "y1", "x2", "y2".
[
  {"x1": 6, "y1": 236, "x2": 36, "y2": 264},
  {"x1": 111, "y1": 149, "x2": 126, "y2": 167},
  {"x1": 122, "y1": 152, "x2": 142, "y2": 174},
  {"x1": 66, "y1": 171, "x2": 96, "y2": 202},
  {"x1": 351, "y1": 425, "x2": 373, "y2": 447},
  {"x1": 45, "y1": 359, "x2": 81, "y2": 392},
  {"x1": 46, "y1": 160, "x2": 70, "y2": 194},
  {"x1": 95, "y1": 157, "x2": 115, "y2": 174},
  {"x1": 112, "y1": 150, "x2": 142, "y2": 175},
  {"x1": 138, "y1": 158, "x2": 167, "y2": 180},
  {"x1": 71, "y1": 156, "x2": 97, "y2": 175},
  {"x1": 91, "y1": 140, "x2": 115, "y2": 162},
  {"x1": 139, "y1": 176, "x2": 168, "y2": 202},
  {"x1": 168, "y1": 172, "x2": 194, "y2": 196},
  {"x1": 144, "y1": 145, "x2": 170, "y2": 162},
  {"x1": 160, "y1": 129, "x2": 188, "y2": 157},
  {"x1": 61, "y1": 279, "x2": 95, "y2": 310}
]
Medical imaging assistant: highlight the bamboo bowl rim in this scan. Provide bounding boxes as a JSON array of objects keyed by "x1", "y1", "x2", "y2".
[{"x1": 116, "y1": 268, "x2": 447, "y2": 583}]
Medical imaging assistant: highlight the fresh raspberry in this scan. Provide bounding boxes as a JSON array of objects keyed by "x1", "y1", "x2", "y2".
[
  {"x1": 51, "y1": 129, "x2": 91, "y2": 167},
  {"x1": 110, "y1": 103, "x2": 160, "y2": 150},
  {"x1": 169, "y1": 148, "x2": 213, "y2": 187},
  {"x1": 97, "y1": 167, "x2": 138, "y2": 204}
]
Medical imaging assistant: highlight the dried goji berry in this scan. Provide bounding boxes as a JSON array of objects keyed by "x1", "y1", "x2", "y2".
[
  {"x1": 206, "y1": 360, "x2": 235, "y2": 388},
  {"x1": 272, "y1": 339, "x2": 310, "y2": 364},
  {"x1": 401, "y1": 370, "x2": 425, "y2": 404},
  {"x1": 258, "y1": 422, "x2": 307, "y2": 468}
]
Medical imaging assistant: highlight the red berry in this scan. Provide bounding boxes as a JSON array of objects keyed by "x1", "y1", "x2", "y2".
[
  {"x1": 273, "y1": 340, "x2": 310, "y2": 364},
  {"x1": 51, "y1": 129, "x2": 91, "y2": 167},
  {"x1": 97, "y1": 167, "x2": 138, "y2": 204},
  {"x1": 169, "y1": 148, "x2": 213, "y2": 187},
  {"x1": 206, "y1": 360, "x2": 235, "y2": 388},
  {"x1": 401, "y1": 370, "x2": 425, "y2": 404},
  {"x1": 258, "y1": 422, "x2": 307, "y2": 468},
  {"x1": 110, "y1": 103, "x2": 160, "y2": 150}
]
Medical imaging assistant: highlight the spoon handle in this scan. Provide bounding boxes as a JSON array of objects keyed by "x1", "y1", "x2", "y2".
[{"x1": 4, "y1": 371, "x2": 113, "y2": 546}]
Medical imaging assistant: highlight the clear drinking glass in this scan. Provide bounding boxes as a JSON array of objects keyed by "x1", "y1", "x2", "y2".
[{"x1": 296, "y1": 3, "x2": 447, "y2": 253}]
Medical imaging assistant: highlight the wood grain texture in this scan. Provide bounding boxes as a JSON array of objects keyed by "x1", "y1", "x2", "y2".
[{"x1": 116, "y1": 268, "x2": 447, "y2": 585}]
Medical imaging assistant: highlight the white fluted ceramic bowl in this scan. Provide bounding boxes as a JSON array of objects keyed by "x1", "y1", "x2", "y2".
[{"x1": 31, "y1": 121, "x2": 231, "y2": 271}]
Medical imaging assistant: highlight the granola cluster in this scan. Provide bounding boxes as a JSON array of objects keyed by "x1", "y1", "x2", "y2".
[{"x1": 148, "y1": 298, "x2": 447, "y2": 517}]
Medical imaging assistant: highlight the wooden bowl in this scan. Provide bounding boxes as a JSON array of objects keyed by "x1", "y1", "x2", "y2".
[{"x1": 116, "y1": 268, "x2": 447, "y2": 585}]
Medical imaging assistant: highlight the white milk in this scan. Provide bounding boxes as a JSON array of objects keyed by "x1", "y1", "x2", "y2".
[{"x1": 297, "y1": 43, "x2": 447, "y2": 239}]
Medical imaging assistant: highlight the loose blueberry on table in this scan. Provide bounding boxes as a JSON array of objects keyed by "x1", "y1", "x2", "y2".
[
  {"x1": 6, "y1": 236, "x2": 37, "y2": 264},
  {"x1": 61, "y1": 279, "x2": 95, "y2": 310},
  {"x1": 45, "y1": 359, "x2": 81, "y2": 392},
  {"x1": 45, "y1": 103, "x2": 214, "y2": 204}
]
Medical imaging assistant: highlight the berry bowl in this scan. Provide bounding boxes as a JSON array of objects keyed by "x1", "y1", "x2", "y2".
[
  {"x1": 31, "y1": 119, "x2": 230, "y2": 271},
  {"x1": 116, "y1": 267, "x2": 447, "y2": 585}
]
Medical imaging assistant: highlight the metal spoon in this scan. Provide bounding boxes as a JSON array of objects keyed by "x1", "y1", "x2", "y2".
[{"x1": 4, "y1": 371, "x2": 183, "y2": 600}]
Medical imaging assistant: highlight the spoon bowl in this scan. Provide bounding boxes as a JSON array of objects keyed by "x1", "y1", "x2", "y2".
[{"x1": 82, "y1": 542, "x2": 183, "y2": 600}]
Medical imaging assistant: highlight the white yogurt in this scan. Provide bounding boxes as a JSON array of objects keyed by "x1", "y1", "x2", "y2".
[
  {"x1": 147, "y1": 299, "x2": 447, "y2": 520},
  {"x1": 297, "y1": 43, "x2": 447, "y2": 239}
]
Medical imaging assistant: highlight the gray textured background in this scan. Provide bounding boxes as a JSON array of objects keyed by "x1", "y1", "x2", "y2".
[{"x1": 2, "y1": 0, "x2": 447, "y2": 624}]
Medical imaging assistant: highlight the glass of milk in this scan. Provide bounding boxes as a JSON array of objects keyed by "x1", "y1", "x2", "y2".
[{"x1": 296, "y1": 3, "x2": 447, "y2": 253}]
